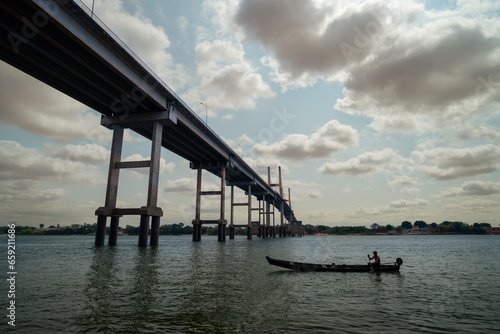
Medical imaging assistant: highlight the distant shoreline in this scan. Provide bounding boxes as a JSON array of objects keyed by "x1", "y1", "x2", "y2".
[{"x1": 3, "y1": 231, "x2": 499, "y2": 236}]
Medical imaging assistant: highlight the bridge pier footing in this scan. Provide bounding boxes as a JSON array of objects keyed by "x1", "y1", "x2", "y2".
[
  {"x1": 150, "y1": 216, "x2": 160, "y2": 246},
  {"x1": 108, "y1": 216, "x2": 119, "y2": 246},
  {"x1": 193, "y1": 223, "x2": 202, "y2": 242},
  {"x1": 138, "y1": 215, "x2": 150, "y2": 247},
  {"x1": 95, "y1": 215, "x2": 107, "y2": 246},
  {"x1": 229, "y1": 226, "x2": 235, "y2": 239},
  {"x1": 218, "y1": 224, "x2": 226, "y2": 242}
]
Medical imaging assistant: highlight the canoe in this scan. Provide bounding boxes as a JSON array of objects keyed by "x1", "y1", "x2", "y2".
[{"x1": 266, "y1": 256, "x2": 403, "y2": 272}]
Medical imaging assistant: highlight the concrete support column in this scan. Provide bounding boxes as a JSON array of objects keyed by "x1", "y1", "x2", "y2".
[
  {"x1": 150, "y1": 216, "x2": 160, "y2": 246},
  {"x1": 138, "y1": 215, "x2": 150, "y2": 247},
  {"x1": 147, "y1": 121, "x2": 162, "y2": 209},
  {"x1": 96, "y1": 126, "x2": 123, "y2": 246},
  {"x1": 218, "y1": 166, "x2": 226, "y2": 242},
  {"x1": 193, "y1": 168, "x2": 202, "y2": 242},
  {"x1": 218, "y1": 223, "x2": 226, "y2": 242},
  {"x1": 108, "y1": 216, "x2": 119, "y2": 246},
  {"x1": 95, "y1": 215, "x2": 107, "y2": 246},
  {"x1": 247, "y1": 184, "x2": 252, "y2": 240},
  {"x1": 229, "y1": 185, "x2": 234, "y2": 240},
  {"x1": 193, "y1": 223, "x2": 202, "y2": 242},
  {"x1": 279, "y1": 166, "x2": 284, "y2": 238}
]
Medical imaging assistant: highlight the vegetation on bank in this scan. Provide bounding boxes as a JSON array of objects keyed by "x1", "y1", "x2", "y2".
[
  {"x1": 304, "y1": 221, "x2": 494, "y2": 235},
  {"x1": 1, "y1": 220, "x2": 496, "y2": 236},
  {"x1": 1, "y1": 223, "x2": 249, "y2": 236}
]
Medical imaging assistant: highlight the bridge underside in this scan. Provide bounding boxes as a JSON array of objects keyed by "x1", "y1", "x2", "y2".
[{"x1": 0, "y1": 0, "x2": 300, "y2": 244}]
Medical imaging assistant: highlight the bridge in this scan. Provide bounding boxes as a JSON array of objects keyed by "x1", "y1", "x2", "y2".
[{"x1": 0, "y1": 0, "x2": 303, "y2": 246}]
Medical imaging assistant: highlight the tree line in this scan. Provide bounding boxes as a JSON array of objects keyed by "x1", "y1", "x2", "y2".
[
  {"x1": 0, "y1": 223, "x2": 250, "y2": 236},
  {"x1": 1, "y1": 220, "x2": 494, "y2": 236},
  {"x1": 304, "y1": 220, "x2": 493, "y2": 235}
]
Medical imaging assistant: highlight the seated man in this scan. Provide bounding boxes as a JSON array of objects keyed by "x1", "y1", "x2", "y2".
[{"x1": 368, "y1": 251, "x2": 380, "y2": 268}]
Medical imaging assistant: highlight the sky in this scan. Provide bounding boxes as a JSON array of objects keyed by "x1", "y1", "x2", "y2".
[{"x1": 1, "y1": 0, "x2": 499, "y2": 228}]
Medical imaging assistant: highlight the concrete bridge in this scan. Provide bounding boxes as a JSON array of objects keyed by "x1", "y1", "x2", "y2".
[{"x1": 0, "y1": 0, "x2": 303, "y2": 246}]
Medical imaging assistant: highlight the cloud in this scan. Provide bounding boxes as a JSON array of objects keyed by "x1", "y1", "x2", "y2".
[
  {"x1": 0, "y1": 140, "x2": 105, "y2": 184},
  {"x1": 388, "y1": 175, "x2": 419, "y2": 187},
  {"x1": 402, "y1": 187, "x2": 421, "y2": 195},
  {"x1": 185, "y1": 39, "x2": 275, "y2": 112},
  {"x1": 413, "y1": 144, "x2": 500, "y2": 180},
  {"x1": 439, "y1": 180, "x2": 500, "y2": 197},
  {"x1": 234, "y1": 0, "x2": 500, "y2": 134},
  {"x1": 318, "y1": 148, "x2": 403, "y2": 176},
  {"x1": 389, "y1": 198, "x2": 428, "y2": 208},
  {"x1": 88, "y1": 0, "x2": 188, "y2": 90},
  {"x1": 0, "y1": 180, "x2": 66, "y2": 205},
  {"x1": 49, "y1": 143, "x2": 109, "y2": 163},
  {"x1": 242, "y1": 157, "x2": 289, "y2": 175},
  {"x1": 308, "y1": 191, "x2": 324, "y2": 199},
  {"x1": 0, "y1": 63, "x2": 110, "y2": 142},
  {"x1": 163, "y1": 177, "x2": 221, "y2": 194},
  {"x1": 253, "y1": 120, "x2": 358, "y2": 161},
  {"x1": 164, "y1": 178, "x2": 196, "y2": 193},
  {"x1": 1, "y1": 0, "x2": 184, "y2": 142}
]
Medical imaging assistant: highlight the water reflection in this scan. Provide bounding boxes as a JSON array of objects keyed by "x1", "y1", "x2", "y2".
[
  {"x1": 77, "y1": 246, "x2": 119, "y2": 332},
  {"x1": 76, "y1": 246, "x2": 161, "y2": 332}
]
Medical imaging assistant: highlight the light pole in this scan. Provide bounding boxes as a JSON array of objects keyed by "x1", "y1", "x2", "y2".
[{"x1": 200, "y1": 102, "x2": 208, "y2": 124}]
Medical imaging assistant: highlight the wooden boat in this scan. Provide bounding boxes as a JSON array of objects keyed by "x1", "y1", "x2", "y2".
[{"x1": 266, "y1": 256, "x2": 403, "y2": 272}]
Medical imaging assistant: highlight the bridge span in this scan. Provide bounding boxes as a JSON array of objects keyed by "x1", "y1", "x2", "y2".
[{"x1": 0, "y1": 0, "x2": 303, "y2": 245}]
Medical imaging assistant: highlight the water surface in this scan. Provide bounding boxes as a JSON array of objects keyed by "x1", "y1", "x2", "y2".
[{"x1": 1, "y1": 234, "x2": 499, "y2": 333}]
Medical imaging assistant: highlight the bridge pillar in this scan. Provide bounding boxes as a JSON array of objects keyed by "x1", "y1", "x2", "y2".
[
  {"x1": 108, "y1": 216, "x2": 120, "y2": 246},
  {"x1": 247, "y1": 184, "x2": 252, "y2": 240},
  {"x1": 218, "y1": 166, "x2": 226, "y2": 242},
  {"x1": 193, "y1": 168, "x2": 202, "y2": 242},
  {"x1": 193, "y1": 223, "x2": 202, "y2": 242},
  {"x1": 138, "y1": 215, "x2": 150, "y2": 247},
  {"x1": 95, "y1": 215, "x2": 107, "y2": 246},
  {"x1": 95, "y1": 118, "x2": 165, "y2": 247},
  {"x1": 229, "y1": 185, "x2": 235, "y2": 240},
  {"x1": 150, "y1": 216, "x2": 160, "y2": 246},
  {"x1": 191, "y1": 164, "x2": 227, "y2": 242}
]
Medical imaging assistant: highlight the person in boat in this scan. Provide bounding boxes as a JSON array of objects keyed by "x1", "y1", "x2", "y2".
[{"x1": 367, "y1": 251, "x2": 380, "y2": 268}]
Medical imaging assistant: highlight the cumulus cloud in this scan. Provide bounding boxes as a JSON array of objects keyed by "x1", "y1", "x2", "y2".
[
  {"x1": 439, "y1": 180, "x2": 500, "y2": 197},
  {"x1": 253, "y1": 120, "x2": 358, "y2": 161},
  {"x1": 49, "y1": 143, "x2": 109, "y2": 164},
  {"x1": 388, "y1": 175, "x2": 419, "y2": 187},
  {"x1": 87, "y1": 0, "x2": 188, "y2": 89},
  {"x1": 164, "y1": 178, "x2": 196, "y2": 193},
  {"x1": 413, "y1": 144, "x2": 500, "y2": 180},
  {"x1": 0, "y1": 140, "x2": 105, "y2": 184},
  {"x1": 242, "y1": 157, "x2": 289, "y2": 175},
  {"x1": 0, "y1": 63, "x2": 110, "y2": 142},
  {"x1": 184, "y1": 39, "x2": 275, "y2": 112},
  {"x1": 234, "y1": 0, "x2": 500, "y2": 134},
  {"x1": 318, "y1": 148, "x2": 403, "y2": 176},
  {"x1": 389, "y1": 198, "x2": 428, "y2": 208},
  {"x1": 308, "y1": 191, "x2": 324, "y2": 199},
  {"x1": 1, "y1": 0, "x2": 183, "y2": 142}
]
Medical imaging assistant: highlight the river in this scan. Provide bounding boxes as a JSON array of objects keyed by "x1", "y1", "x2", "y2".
[{"x1": 1, "y1": 234, "x2": 499, "y2": 333}]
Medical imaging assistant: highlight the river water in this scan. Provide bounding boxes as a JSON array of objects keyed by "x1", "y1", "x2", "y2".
[{"x1": 1, "y1": 234, "x2": 499, "y2": 333}]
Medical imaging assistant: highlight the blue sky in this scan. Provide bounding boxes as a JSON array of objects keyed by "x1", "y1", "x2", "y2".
[{"x1": 1, "y1": 0, "x2": 499, "y2": 228}]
